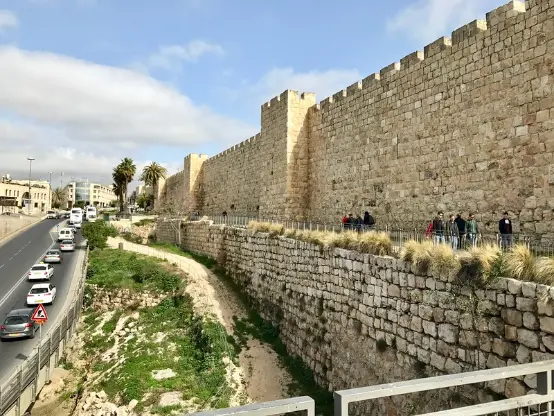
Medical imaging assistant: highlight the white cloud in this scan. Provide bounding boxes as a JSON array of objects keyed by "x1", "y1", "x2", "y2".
[
  {"x1": 141, "y1": 40, "x2": 225, "y2": 73},
  {"x1": 0, "y1": 46, "x2": 257, "y2": 184},
  {"x1": 223, "y1": 67, "x2": 362, "y2": 106},
  {"x1": 386, "y1": 0, "x2": 503, "y2": 43},
  {"x1": 0, "y1": 10, "x2": 18, "y2": 33}
]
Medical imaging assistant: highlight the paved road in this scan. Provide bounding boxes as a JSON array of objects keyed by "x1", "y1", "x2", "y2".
[{"x1": 0, "y1": 219, "x2": 83, "y2": 385}]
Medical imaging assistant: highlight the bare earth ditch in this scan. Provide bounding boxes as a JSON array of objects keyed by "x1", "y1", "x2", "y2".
[{"x1": 31, "y1": 241, "x2": 298, "y2": 416}]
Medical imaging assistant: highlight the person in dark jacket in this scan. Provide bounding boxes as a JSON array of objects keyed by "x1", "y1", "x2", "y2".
[
  {"x1": 447, "y1": 214, "x2": 460, "y2": 253},
  {"x1": 431, "y1": 212, "x2": 445, "y2": 245},
  {"x1": 499, "y1": 211, "x2": 513, "y2": 250},
  {"x1": 455, "y1": 214, "x2": 466, "y2": 249},
  {"x1": 363, "y1": 211, "x2": 375, "y2": 229}
]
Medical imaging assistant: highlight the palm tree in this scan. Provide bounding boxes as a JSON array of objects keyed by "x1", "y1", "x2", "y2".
[
  {"x1": 112, "y1": 158, "x2": 136, "y2": 212},
  {"x1": 51, "y1": 187, "x2": 66, "y2": 209},
  {"x1": 140, "y1": 162, "x2": 167, "y2": 207},
  {"x1": 112, "y1": 167, "x2": 126, "y2": 213},
  {"x1": 140, "y1": 162, "x2": 168, "y2": 188}
]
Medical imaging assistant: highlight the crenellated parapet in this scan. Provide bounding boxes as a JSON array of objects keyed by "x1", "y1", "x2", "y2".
[{"x1": 312, "y1": 0, "x2": 527, "y2": 114}]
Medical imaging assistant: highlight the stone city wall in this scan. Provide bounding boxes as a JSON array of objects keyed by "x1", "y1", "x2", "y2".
[
  {"x1": 157, "y1": 0, "x2": 554, "y2": 241},
  {"x1": 156, "y1": 218, "x2": 554, "y2": 413}
]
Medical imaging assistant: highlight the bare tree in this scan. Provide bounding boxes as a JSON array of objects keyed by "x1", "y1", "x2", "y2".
[{"x1": 156, "y1": 193, "x2": 189, "y2": 246}]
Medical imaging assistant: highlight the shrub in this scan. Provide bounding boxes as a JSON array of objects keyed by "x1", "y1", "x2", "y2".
[
  {"x1": 534, "y1": 257, "x2": 554, "y2": 285},
  {"x1": 409, "y1": 241, "x2": 434, "y2": 274},
  {"x1": 358, "y1": 231, "x2": 393, "y2": 256},
  {"x1": 82, "y1": 220, "x2": 118, "y2": 250},
  {"x1": 401, "y1": 240, "x2": 421, "y2": 262},
  {"x1": 247, "y1": 221, "x2": 284, "y2": 236},
  {"x1": 328, "y1": 231, "x2": 360, "y2": 250},
  {"x1": 429, "y1": 244, "x2": 460, "y2": 277},
  {"x1": 121, "y1": 232, "x2": 143, "y2": 244},
  {"x1": 458, "y1": 244, "x2": 501, "y2": 283},
  {"x1": 505, "y1": 244, "x2": 536, "y2": 282}
]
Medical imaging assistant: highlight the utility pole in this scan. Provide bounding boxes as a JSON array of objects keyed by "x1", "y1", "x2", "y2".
[{"x1": 27, "y1": 157, "x2": 35, "y2": 215}]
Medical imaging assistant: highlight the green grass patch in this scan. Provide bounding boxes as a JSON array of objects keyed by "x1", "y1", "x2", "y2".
[
  {"x1": 87, "y1": 249, "x2": 184, "y2": 292},
  {"x1": 96, "y1": 295, "x2": 235, "y2": 410},
  {"x1": 147, "y1": 242, "x2": 216, "y2": 269},
  {"x1": 83, "y1": 311, "x2": 102, "y2": 328},
  {"x1": 102, "y1": 311, "x2": 123, "y2": 334},
  {"x1": 169, "y1": 249, "x2": 333, "y2": 415},
  {"x1": 83, "y1": 333, "x2": 115, "y2": 356}
]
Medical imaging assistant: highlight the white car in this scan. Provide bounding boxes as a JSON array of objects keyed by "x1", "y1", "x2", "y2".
[
  {"x1": 74, "y1": 220, "x2": 82, "y2": 229},
  {"x1": 60, "y1": 240, "x2": 75, "y2": 252},
  {"x1": 58, "y1": 228, "x2": 75, "y2": 242},
  {"x1": 26, "y1": 283, "x2": 57, "y2": 306},
  {"x1": 28, "y1": 263, "x2": 54, "y2": 281}
]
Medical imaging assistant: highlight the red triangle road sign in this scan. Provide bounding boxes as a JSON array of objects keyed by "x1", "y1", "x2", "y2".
[{"x1": 31, "y1": 304, "x2": 48, "y2": 322}]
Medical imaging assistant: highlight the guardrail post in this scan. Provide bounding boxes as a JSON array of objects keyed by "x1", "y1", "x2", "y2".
[
  {"x1": 537, "y1": 369, "x2": 554, "y2": 415},
  {"x1": 334, "y1": 392, "x2": 349, "y2": 416}
]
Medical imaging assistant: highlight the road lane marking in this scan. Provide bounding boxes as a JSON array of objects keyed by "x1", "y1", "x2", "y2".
[{"x1": 0, "y1": 242, "x2": 55, "y2": 308}]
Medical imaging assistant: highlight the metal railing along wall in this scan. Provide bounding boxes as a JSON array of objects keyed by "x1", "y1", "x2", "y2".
[
  {"x1": 0, "y1": 248, "x2": 89, "y2": 416},
  {"x1": 188, "y1": 214, "x2": 554, "y2": 257}
]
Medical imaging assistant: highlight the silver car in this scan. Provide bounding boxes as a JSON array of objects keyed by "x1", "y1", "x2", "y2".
[
  {"x1": 60, "y1": 239, "x2": 75, "y2": 252},
  {"x1": 43, "y1": 249, "x2": 63, "y2": 263},
  {"x1": 0, "y1": 309, "x2": 38, "y2": 341}
]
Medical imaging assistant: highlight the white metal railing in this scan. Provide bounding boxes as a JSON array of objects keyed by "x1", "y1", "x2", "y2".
[
  {"x1": 0, "y1": 248, "x2": 88, "y2": 416},
  {"x1": 189, "y1": 214, "x2": 554, "y2": 257},
  {"x1": 184, "y1": 360, "x2": 554, "y2": 415}
]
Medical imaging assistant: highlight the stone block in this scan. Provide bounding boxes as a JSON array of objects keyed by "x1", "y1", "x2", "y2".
[
  {"x1": 517, "y1": 328, "x2": 539, "y2": 349},
  {"x1": 438, "y1": 324, "x2": 459, "y2": 343},
  {"x1": 540, "y1": 316, "x2": 554, "y2": 334}
]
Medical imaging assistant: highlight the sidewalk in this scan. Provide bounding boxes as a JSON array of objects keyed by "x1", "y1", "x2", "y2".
[{"x1": 106, "y1": 236, "x2": 293, "y2": 404}]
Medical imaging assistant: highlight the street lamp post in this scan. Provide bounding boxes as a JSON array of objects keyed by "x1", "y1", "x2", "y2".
[
  {"x1": 27, "y1": 157, "x2": 35, "y2": 215},
  {"x1": 48, "y1": 171, "x2": 52, "y2": 210}
]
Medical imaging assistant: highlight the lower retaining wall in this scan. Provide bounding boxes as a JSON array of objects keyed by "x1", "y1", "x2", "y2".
[
  {"x1": 156, "y1": 219, "x2": 554, "y2": 414},
  {"x1": 88, "y1": 284, "x2": 166, "y2": 311}
]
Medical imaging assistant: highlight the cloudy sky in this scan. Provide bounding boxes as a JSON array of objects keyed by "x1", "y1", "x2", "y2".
[{"x1": 0, "y1": 0, "x2": 507, "y2": 187}]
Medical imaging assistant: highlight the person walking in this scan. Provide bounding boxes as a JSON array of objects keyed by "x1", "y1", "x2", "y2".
[
  {"x1": 499, "y1": 211, "x2": 513, "y2": 250},
  {"x1": 431, "y1": 212, "x2": 445, "y2": 245},
  {"x1": 466, "y1": 213, "x2": 479, "y2": 248},
  {"x1": 363, "y1": 211, "x2": 375, "y2": 230},
  {"x1": 455, "y1": 214, "x2": 466, "y2": 249},
  {"x1": 447, "y1": 214, "x2": 460, "y2": 253}
]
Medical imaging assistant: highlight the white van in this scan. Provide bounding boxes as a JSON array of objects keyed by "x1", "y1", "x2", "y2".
[
  {"x1": 57, "y1": 228, "x2": 75, "y2": 242},
  {"x1": 85, "y1": 206, "x2": 97, "y2": 222}
]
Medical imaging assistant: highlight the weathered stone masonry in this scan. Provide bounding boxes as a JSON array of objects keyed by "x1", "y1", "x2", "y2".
[
  {"x1": 158, "y1": 219, "x2": 554, "y2": 413},
  {"x1": 160, "y1": 0, "x2": 554, "y2": 241}
]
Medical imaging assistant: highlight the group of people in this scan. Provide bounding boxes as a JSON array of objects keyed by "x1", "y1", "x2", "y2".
[
  {"x1": 427, "y1": 211, "x2": 513, "y2": 251},
  {"x1": 341, "y1": 212, "x2": 376, "y2": 231}
]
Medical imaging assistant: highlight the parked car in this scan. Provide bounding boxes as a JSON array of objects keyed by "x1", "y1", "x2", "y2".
[
  {"x1": 26, "y1": 283, "x2": 57, "y2": 306},
  {"x1": 43, "y1": 249, "x2": 63, "y2": 263},
  {"x1": 28, "y1": 263, "x2": 54, "y2": 281},
  {"x1": 0, "y1": 309, "x2": 38, "y2": 341},
  {"x1": 60, "y1": 240, "x2": 75, "y2": 252}
]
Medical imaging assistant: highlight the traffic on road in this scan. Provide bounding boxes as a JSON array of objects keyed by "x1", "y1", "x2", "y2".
[{"x1": 0, "y1": 210, "x2": 86, "y2": 384}]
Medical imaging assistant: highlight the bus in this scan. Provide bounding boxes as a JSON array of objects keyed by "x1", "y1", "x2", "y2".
[
  {"x1": 70, "y1": 207, "x2": 83, "y2": 225},
  {"x1": 85, "y1": 206, "x2": 97, "y2": 221}
]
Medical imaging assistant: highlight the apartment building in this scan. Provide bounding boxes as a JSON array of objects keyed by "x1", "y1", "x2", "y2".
[
  {"x1": 65, "y1": 181, "x2": 116, "y2": 208},
  {"x1": 0, "y1": 175, "x2": 51, "y2": 214}
]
